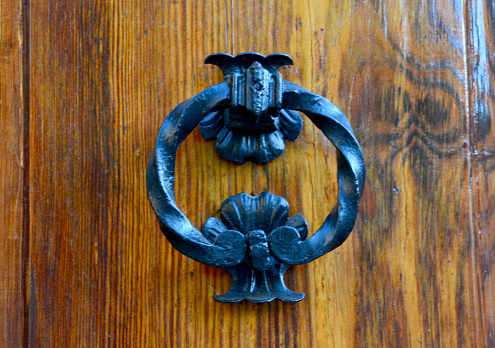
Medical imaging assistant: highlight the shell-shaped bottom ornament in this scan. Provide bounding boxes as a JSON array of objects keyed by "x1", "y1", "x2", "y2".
[{"x1": 203, "y1": 192, "x2": 308, "y2": 303}]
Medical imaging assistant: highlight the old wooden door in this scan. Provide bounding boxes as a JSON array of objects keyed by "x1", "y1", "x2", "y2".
[{"x1": 1, "y1": 0, "x2": 494, "y2": 346}]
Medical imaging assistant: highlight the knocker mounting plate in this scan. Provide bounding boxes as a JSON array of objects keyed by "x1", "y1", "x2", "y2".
[
  {"x1": 147, "y1": 52, "x2": 365, "y2": 303},
  {"x1": 199, "y1": 53, "x2": 303, "y2": 163}
]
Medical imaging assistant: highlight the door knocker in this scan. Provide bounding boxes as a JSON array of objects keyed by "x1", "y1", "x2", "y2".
[{"x1": 147, "y1": 53, "x2": 365, "y2": 303}]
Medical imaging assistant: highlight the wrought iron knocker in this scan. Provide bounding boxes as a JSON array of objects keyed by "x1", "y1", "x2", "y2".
[{"x1": 147, "y1": 53, "x2": 365, "y2": 303}]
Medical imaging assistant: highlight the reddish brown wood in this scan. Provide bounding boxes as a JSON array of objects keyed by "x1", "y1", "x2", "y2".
[
  {"x1": 0, "y1": 0, "x2": 27, "y2": 346},
  {"x1": 0, "y1": 0, "x2": 493, "y2": 346}
]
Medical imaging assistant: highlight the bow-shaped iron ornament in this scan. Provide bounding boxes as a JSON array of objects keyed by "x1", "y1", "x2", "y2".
[{"x1": 147, "y1": 53, "x2": 365, "y2": 303}]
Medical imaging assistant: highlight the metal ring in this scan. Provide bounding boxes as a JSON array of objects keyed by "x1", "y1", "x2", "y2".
[{"x1": 147, "y1": 53, "x2": 365, "y2": 303}]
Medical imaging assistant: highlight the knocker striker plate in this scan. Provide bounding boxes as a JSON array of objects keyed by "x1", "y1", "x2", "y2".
[{"x1": 147, "y1": 52, "x2": 365, "y2": 303}]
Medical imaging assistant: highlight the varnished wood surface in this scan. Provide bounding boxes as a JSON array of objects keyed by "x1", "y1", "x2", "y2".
[
  {"x1": 467, "y1": 0, "x2": 495, "y2": 344},
  {"x1": 1, "y1": 0, "x2": 494, "y2": 346},
  {"x1": 0, "y1": 0, "x2": 26, "y2": 346}
]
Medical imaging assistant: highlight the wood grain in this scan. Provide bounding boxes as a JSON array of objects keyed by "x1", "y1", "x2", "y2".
[
  {"x1": 0, "y1": 0, "x2": 27, "y2": 346},
  {"x1": 0, "y1": 0, "x2": 491, "y2": 346},
  {"x1": 345, "y1": 1, "x2": 474, "y2": 345},
  {"x1": 466, "y1": 0, "x2": 495, "y2": 346}
]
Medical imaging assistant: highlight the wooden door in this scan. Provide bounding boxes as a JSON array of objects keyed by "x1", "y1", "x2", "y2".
[{"x1": 1, "y1": 0, "x2": 494, "y2": 346}]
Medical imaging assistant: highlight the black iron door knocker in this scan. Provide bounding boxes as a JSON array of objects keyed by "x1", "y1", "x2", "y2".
[{"x1": 147, "y1": 53, "x2": 365, "y2": 303}]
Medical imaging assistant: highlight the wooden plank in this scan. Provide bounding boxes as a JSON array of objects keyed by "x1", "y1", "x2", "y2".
[
  {"x1": 466, "y1": 0, "x2": 495, "y2": 346},
  {"x1": 327, "y1": 1, "x2": 478, "y2": 345},
  {"x1": 28, "y1": 1, "x2": 118, "y2": 345},
  {"x1": 28, "y1": 0, "x2": 238, "y2": 346},
  {"x1": 27, "y1": 0, "x2": 493, "y2": 347},
  {"x1": 0, "y1": 0, "x2": 27, "y2": 346},
  {"x1": 228, "y1": 0, "x2": 486, "y2": 346}
]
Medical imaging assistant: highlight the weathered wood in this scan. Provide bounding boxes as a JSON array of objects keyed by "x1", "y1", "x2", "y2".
[
  {"x1": 0, "y1": 0, "x2": 27, "y2": 346},
  {"x1": 12, "y1": 0, "x2": 495, "y2": 346}
]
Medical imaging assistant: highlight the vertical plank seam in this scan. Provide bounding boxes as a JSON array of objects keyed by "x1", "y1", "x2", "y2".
[
  {"x1": 224, "y1": 2, "x2": 229, "y2": 53},
  {"x1": 230, "y1": 0, "x2": 235, "y2": 54},
  {"x1": 21, "y1": 0, "x2": 31, "y2": 346},
  {"x1": 462, "y1": 0, "x2": 483, "y2": 345},
  {"x1": 306, "y1": 1, "x2": 316, "y2": 347}
]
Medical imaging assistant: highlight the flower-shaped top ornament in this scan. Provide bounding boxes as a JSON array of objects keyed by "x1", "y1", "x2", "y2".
[
  {"x1": 203, "y1": 192, "x2": 308, "y2": 303},
  {"x1": 199, "y1": 53, "x2": 303, "y2": 163}
]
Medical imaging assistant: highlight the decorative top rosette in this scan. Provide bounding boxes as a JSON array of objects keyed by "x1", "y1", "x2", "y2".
[{"x1": 199, "y1": 53, "x2": 303, "y2": 163}]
